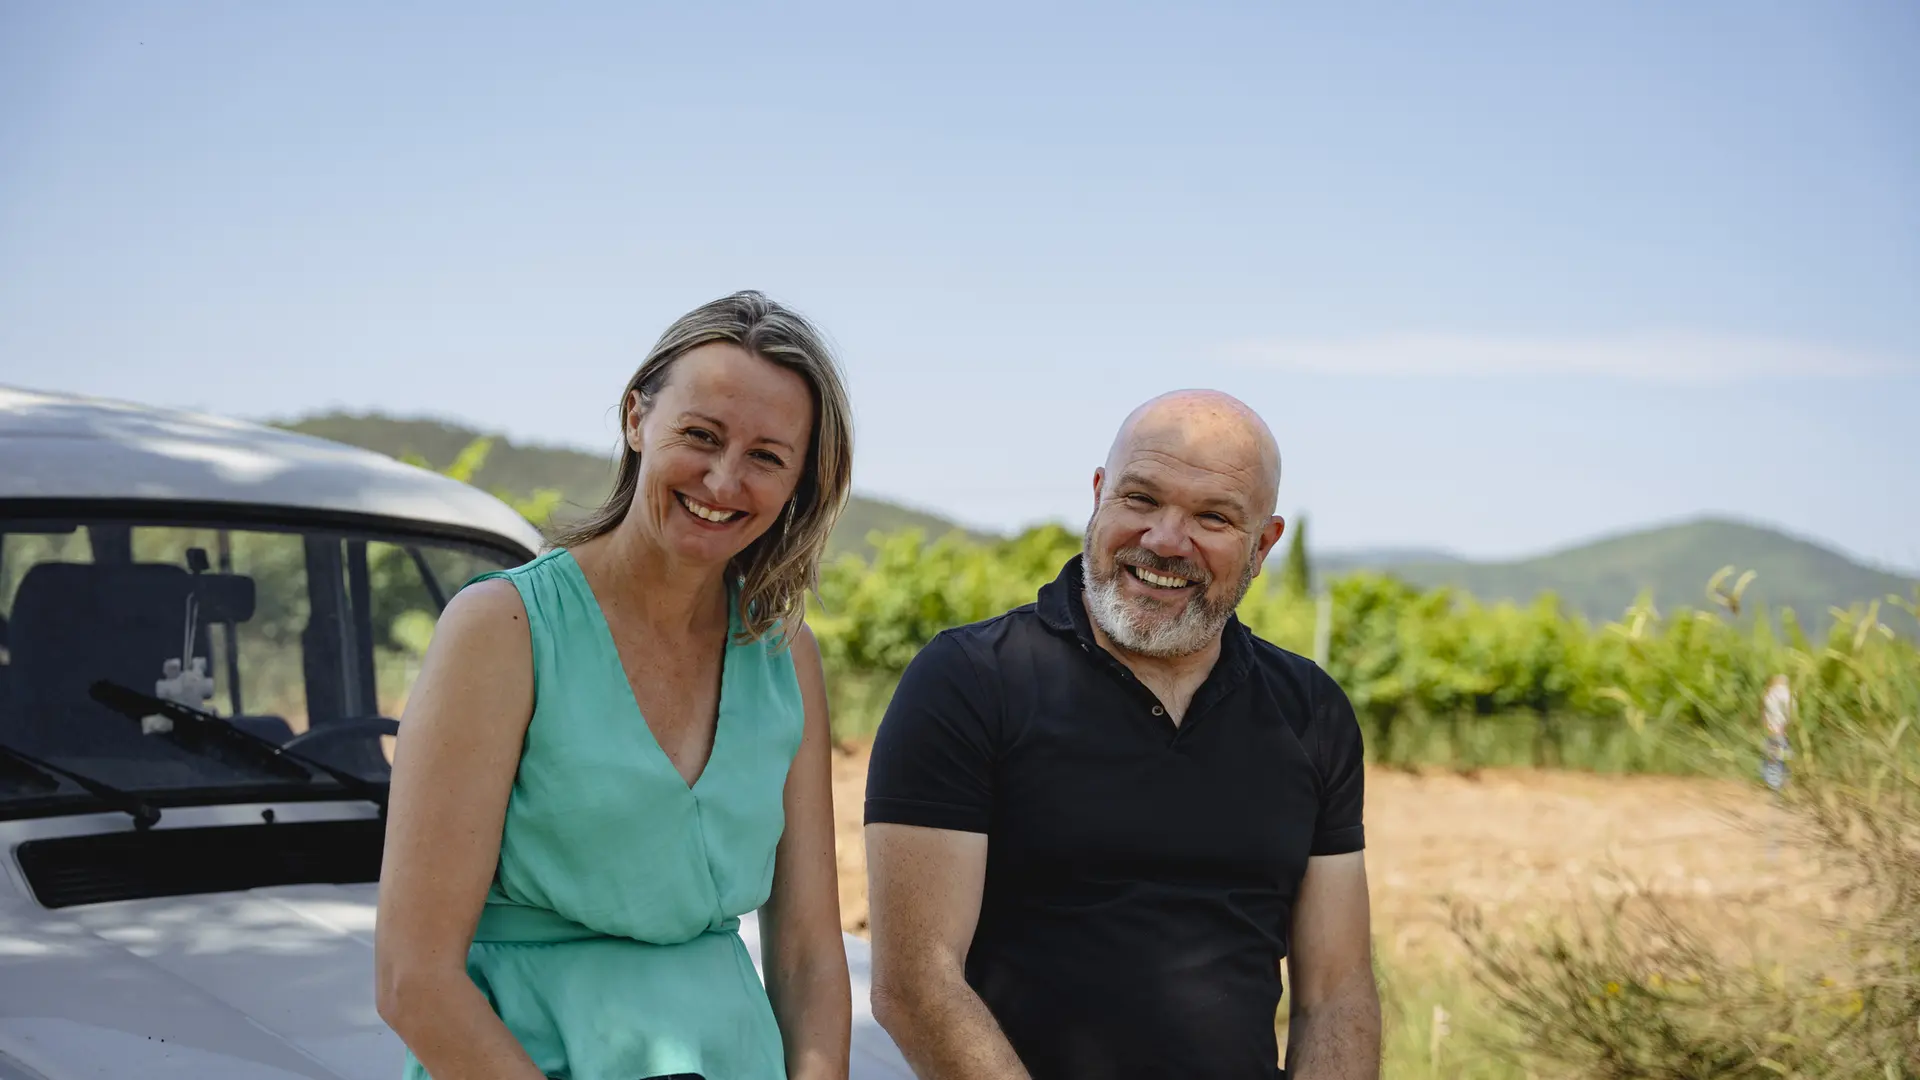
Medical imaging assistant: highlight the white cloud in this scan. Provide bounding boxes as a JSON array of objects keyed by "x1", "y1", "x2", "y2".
[{"x1": 1221, "y1": 332, "x2": 1912, "y2": 383}]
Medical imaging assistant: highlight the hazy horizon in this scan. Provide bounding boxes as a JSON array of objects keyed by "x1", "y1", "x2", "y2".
[{"x1": 227, "y1": 396, "x2": 1913, "y2": 578}]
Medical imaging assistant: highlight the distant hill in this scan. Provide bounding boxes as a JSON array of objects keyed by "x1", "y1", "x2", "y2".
[
  {"x1": 278, "y1": 414, "x2": 1914, "y2": 636},
  {"x1": 1315, "y1": 547, "x2": 1466, "y2": 574},
  {"x1": 274, "y1": 412, "x2": 990, "y2": 558},
  {"x1": 1310, "y1": 517, "x2": 1918, "y2": 636}
]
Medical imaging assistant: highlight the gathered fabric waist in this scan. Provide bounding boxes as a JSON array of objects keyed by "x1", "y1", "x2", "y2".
[
  {"x1": 472, "y1": 901, "x2": 742, "y2": 945},
  {"x1": 413, "y1": 899, "x2": 787, "y2": 1080}
]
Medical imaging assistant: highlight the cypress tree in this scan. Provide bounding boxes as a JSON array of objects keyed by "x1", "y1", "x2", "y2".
[{"x1": 1282, "y1": 514, "x2": 1311, "y2": 597}]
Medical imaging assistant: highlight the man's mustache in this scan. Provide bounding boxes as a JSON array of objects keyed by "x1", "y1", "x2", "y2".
[{"x1": 1109, "y1": 547, "x2": 1211, "y2": 586}]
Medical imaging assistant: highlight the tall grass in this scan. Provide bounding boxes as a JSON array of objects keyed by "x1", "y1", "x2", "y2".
[{"x1": 1451, "y1": 599, "x2": 1920, "y2": 1077}]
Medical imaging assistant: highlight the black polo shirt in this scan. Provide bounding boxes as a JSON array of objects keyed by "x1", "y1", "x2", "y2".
[{"x1": 865, "y1": 555, "x2": 1365, "y2": 1080}]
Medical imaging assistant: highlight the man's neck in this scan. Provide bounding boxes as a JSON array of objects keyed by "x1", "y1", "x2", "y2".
[{"x1": 1082, "y1": 595, "x2": 1223, "y2": 724}]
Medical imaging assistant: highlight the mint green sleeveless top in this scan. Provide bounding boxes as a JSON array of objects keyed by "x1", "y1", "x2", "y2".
[{"x1": 401, "y1": 547, "x2": 805, "y2": 1080}]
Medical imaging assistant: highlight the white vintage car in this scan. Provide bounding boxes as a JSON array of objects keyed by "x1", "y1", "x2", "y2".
[{"x1": 0, "y1": 386, "x2": 911, "y2": 1080}]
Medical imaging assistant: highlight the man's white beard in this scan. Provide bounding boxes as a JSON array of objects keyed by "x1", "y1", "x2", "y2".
[
  {"x1": 1084, "y1": 571, "x2": 1219, "y2": 657},
  {"x1": 1081, "y1": 539, "x2": 1259, "y2": 659}
]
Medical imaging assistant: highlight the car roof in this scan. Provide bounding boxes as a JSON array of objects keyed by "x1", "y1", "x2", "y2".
[{"x1": 0, "y1": 384, "x2": 547, "y2": 557}]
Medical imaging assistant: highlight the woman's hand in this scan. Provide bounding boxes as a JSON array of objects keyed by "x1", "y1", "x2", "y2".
[
  {"x1": 373, "y1": 579, "x2": 548, "y2": 1080},
  {"x1": 761, "y1": 624, "x2": 854, "y2": 1080}
]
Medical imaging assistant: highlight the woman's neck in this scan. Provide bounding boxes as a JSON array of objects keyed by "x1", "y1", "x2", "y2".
[{"x1": 572, "y1": 515, "x2": 733, "y2": 639}]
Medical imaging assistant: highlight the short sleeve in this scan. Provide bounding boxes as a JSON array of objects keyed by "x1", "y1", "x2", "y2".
[
  {"x1": 863, "y1": 631, "x2": 996, "y2": 834},
  {"x1": 1309, "y1": 669, "x2": 1366, "y2": 856}
]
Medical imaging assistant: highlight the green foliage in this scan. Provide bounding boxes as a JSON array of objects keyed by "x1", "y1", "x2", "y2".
[
  {"x1": 810, "y1": 524, "x2": 1081, "y2": 678},
  {"x1": 398, "y1": 436, "x2": 565, "y2": 529},
  {"x1": 1281, "y1": 514, "x2": 1311, "y2": 598},
  {"x1": 812, "y1": 525, "x2": 1920, "y2": 775}
]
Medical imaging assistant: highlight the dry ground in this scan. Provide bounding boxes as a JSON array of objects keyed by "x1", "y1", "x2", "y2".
[{"x1": 828, "y1": 740, "x2": 1842, "y2": 966}]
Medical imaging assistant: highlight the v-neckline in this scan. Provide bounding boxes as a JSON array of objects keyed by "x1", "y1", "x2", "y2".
[{"x1": 557, "y1": 547, "x2": 733, "y2": 796}]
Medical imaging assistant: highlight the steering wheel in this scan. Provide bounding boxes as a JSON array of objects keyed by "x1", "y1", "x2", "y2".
[{"x1": 283, "y1": 716, "x2": 399, "y2": 755}]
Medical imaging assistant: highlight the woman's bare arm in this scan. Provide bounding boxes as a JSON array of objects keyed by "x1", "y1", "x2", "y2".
[
  {"x1": 373, "y1": 579, "x2": 546, "y2": 1079},
  {"x1": 760, "y1": 624, "x2": 853, "y2": 1080}
]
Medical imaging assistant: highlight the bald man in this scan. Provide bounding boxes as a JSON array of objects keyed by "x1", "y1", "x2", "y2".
[{"x1": 864, "y1": 391, "x2": 1380, "y2": 1080}]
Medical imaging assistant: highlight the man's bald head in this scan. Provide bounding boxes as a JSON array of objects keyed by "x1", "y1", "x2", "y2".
[
  {"x1": 1079, "y1": 389, "x2": 1287, "y2": 661},
  {"x1": 1102, "y1": 390, "x2": 1282, "y2": 519}
]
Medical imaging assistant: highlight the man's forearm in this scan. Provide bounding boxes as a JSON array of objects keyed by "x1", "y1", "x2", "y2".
[
  {"x1": 1284, "y1": 980, "x2": 1382, "y2": 1080},
  {"x1": 873, "y1": 971, "x2": 1031, "y2": 1080}
]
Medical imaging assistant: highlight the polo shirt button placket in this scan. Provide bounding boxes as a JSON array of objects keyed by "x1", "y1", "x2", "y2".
[{"x1": 1150, "y1": 706, "x2": 1163, "y2": 717}]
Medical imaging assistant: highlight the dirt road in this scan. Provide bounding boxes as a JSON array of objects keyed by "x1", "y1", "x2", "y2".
[{"x1": 828, "y1": 741, "x2": 1836, "y2": 964}]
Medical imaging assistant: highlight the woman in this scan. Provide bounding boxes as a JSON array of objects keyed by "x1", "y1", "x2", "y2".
[{"x1": 375, "y1": 291, "x2": 855, "y2": 1080}]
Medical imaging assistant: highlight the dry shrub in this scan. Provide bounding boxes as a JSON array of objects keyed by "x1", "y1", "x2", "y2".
[{"x1": 1453, "y1": 601, "x2": 1920, "y2": 1078}]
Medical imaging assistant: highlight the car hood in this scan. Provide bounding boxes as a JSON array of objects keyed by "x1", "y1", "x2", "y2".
[
  {"x1": 0, "y1": 883, "x2": 400, "y2": 1080},
  {"x1": 0, "y1": 885, "x2": 911, "y2": 1080}
]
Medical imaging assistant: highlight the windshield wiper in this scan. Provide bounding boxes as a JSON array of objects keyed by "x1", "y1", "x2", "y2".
[
  {"x1": 0, "y1": 741, "x2": 161, "y2": 829},
  {"x1": 89, "y1": 681, "x2": 390, "y2": 814}
]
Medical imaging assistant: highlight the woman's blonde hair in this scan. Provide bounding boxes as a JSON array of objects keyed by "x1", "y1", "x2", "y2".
[{"x1": 550, "y1": 290, "x2": 853, "y2": 645}]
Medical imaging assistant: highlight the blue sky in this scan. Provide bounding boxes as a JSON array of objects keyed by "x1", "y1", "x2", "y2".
[{"x1": 3, "y1": 1, "x2": 1916, "y2": 571}]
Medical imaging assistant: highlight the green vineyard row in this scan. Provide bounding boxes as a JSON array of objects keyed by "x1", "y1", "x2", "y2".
[{"x1": 805, "y1": 525, "x2": 1920, "y2": 776}]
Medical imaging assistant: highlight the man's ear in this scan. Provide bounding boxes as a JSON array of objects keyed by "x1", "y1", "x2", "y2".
[
  {"x1": 1091, "y1": 466, "x2": 1106, "y2": 507},
  {"x1": 1254, "y1": 515, "x2": 1286, "y2": 569}
]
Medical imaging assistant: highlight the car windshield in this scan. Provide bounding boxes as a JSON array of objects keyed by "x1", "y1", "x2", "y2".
[{"x1": 0, "y1": 510, "x2": 522, "y2": 816}]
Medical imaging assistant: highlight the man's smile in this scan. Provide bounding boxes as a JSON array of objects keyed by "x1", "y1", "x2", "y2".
[{"x1": 1125, "y1": 564, "x2": 1195, "y2": 590}]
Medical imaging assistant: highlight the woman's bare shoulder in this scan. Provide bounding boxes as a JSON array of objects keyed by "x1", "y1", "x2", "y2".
[
  {"x1": 444, "y1": 575, "x2": 529, "y2": 625},
  {"x1": 402, "y1": 577, "x2": 534, "y2": 734}
]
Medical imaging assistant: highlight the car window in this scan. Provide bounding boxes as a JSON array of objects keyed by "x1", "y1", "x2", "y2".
[
  {"x1": 0, "y1": 516, "x2": 522, "y2": 805},
  {"x1": 0, "y1": 527, "x2": 93, "y2": 644},
  {"x1": 130, "y1": 526, "x2": 312, "y2": 727},
  {"x1": 366, "y1": 540, "x2": 504, "y2": 719}
]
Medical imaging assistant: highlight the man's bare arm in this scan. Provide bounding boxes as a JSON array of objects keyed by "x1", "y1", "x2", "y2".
[
  {"x1": 865, "y1": 822, "x2": 1030, "y2": 1080},
  {"x1": 1284, "y1": 851, "x2": 1381, "y2": 1079}
]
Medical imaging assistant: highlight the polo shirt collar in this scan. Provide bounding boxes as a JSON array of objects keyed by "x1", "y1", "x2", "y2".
[
  {"x1": 1037, "y1": 554, "x2": 1256, "y2": 692},
  {"x1": 1035, "y1": 554, "x2": 1090, "y2": 637}
]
